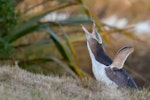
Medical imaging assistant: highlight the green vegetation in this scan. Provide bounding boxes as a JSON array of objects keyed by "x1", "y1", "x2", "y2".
[{"x1": 0, "y1": 0, "x2": 94, "y2": 78}]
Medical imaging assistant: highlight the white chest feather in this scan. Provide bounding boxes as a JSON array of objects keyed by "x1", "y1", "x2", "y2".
[{"x1": 87, "y1": 43, "x2": 117, "y2": 87}]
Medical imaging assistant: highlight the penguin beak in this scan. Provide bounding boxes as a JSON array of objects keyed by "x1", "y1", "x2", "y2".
[{"x1": 82, "y1": 22, "x2": 102, "y2": 44}]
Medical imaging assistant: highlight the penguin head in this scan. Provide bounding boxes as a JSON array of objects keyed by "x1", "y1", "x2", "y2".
[{"x1": 82, "y1": 23, "x2": 112, "y2": 66}]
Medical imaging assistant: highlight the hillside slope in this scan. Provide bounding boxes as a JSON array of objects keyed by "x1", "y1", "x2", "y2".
[{"x1": 0, "y1": 65, "x2": 149, "y2": 100}]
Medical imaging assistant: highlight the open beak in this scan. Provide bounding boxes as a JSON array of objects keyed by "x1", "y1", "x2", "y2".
[{"x1": 82, "y1": 22, "x2": 102, "y2": 44}]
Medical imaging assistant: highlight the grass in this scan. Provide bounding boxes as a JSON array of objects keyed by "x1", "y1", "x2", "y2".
[{"x1": 0, "y1": 64, "x2": 149, "y2": 100}]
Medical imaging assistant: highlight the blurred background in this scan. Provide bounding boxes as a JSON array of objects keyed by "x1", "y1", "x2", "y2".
[{"x1": 0, "y1": 0, "x2": 150, "y2": 88}]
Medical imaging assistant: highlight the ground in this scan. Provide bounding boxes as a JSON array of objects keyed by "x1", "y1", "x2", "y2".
[{"x1": 0, "y1": 65, "x2": 149, "y2": 100}]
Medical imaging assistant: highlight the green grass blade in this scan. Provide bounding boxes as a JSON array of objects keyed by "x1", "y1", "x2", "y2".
[
  {"x1": 5, "y1": 25, "x2": 39, "y2": 43},
  {"x1": 59, "y1": 25, "x2": 78, "y2": 62},
  {"x1": 45, "y1": 27, "x2": 74, "y2": 62},
  {"x1": 56, "y1": 17, "x2": 92, "y2": 24}
]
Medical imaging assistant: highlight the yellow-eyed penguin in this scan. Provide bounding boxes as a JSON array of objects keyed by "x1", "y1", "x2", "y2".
[{"x1": 82, "y1": 23, "x2": 138, "y2": 89}]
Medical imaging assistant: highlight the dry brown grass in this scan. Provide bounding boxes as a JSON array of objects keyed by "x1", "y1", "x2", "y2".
[{"x1": 0, "y1": 64, "x2": 149, "y2": 100}]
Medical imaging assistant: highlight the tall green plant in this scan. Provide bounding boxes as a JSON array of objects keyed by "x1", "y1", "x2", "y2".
[{"x1": 0, "y1": 0, "x2": 92, "y2": 78}]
